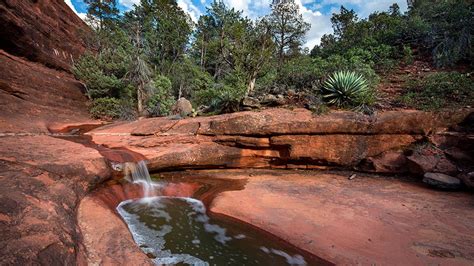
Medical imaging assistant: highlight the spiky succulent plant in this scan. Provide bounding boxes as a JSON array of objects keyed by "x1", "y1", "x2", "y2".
[{"x1": 321, "y1": 71, "x2": 369, "y2": 107}]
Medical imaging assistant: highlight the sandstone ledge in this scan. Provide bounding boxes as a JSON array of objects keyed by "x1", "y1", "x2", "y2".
[{"x1": 88, "y1": 108, "x2": 473, "y2": 173}]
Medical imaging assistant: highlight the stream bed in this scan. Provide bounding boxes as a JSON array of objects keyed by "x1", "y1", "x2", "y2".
[{"x1": 116, "y1": 174, "x2": 330, "y2": 266}]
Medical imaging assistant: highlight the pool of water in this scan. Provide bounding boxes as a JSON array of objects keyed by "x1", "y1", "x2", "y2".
[{"x1": 118, "y1": 196, "x2": 327, "y2": 265}]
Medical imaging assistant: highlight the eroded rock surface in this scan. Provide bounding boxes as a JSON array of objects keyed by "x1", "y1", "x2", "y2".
[
  {"x1": 0, "y1": 136, "x2": 109, "y2": 264},
  {"x1": 0, "y1": 0, "x2": 89, "y2": 71},
  {"x1": 184, "y1": 169, "x2": 474, "y2": 265},
  {"x1": 88, "y1": 108, "x2": 472, "y2": 174},
  {"x1": 0, "y1": 50, "x2": 98, "y2": 133}
]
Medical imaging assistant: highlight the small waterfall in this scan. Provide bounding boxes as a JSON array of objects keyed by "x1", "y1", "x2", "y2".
[{"x1": 123, "y1": 161, "x2": 157, "y2": 198}]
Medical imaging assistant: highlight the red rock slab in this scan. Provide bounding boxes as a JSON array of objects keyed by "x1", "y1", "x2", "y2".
[
  {"x1": 271, "y1": 134, "x2": 419, "y2": 165},
  {"x1": 0, "y1": 135, "x2": 109, "y2": 264},
  {"x1": 0, "y1": 50, "x2": 95, "y2": 133},
  {"x1": 198, "y1": 108, "x2": 471, "y2": 136},
  {"x1": 89, "y1": 108, "x2": 472, "y2": 137},
  {"x1": 78, "y1": 196, "x2": 153, "y2": 266},
  {"x1": 208, "y1": 170, "x2": 474, "y2": 265},
  {"x1": 89, "y1": 134, "x2": 279, "y2": 170}
]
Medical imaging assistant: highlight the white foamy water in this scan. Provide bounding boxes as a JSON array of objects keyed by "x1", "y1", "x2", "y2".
[
  {"x1": 122, "y1": 160, "x2": 160, "y2": 198},
  {"x1": 117, "y1": 196, "x2": 308, "y2": 266}
]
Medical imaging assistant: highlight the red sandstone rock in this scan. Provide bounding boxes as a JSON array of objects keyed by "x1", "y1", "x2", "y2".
[
  {"x1": 362, "y1": 151, "x2": 409, "y2": 173},
  {"x1": 0, "y1": 136, "x2": 109, "y2": 264},
  {"x1": 204, "y1": 170, "x2": 474, "y2": 265},
  {"x1": 197, "y1": 108, "x2": 471, "y2": 136},
  {"x1": 0, "y1": 50, "x2": 96, "y2": 133},
  {"x1": 214, "y1": 135, "x2": 271, "y2": 148},
  {"x1": 407, "y1": 146, "x2": 458, "y2": 175},
  {"x1": 0, "y1": 0, "x2": 89, "y2": 71},
  {"x1": 88, "y1": 108, "x2": 472, "y2": 172},
  {"x1": 78, "y1": 197, "x2": 153, "y2": 265},
  {"x1": 271, "y1": 134, "x2": 419, "y2": 165}
]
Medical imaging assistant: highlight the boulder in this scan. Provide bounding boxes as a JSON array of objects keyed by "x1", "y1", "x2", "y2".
[
  {"x1": 457, "y1": 172, "x2": 474, "y2": 189},
  {"x1": 407, "y1": 147, "x2": 458, "y2": 175},
  {"x1": 423, "y1": 173, "x2": 462, "y2": 190},
  {"x1": 242, "y1": 96, "x2": 261, "y2": 109},
  {"x1": 261, "y1": 94, "x2": 286, "y2": 106},
  {"x1": 172, "y1": 98, "x2": 193, "y2": 117},
  {"x1": 361, "y1": 151, "x2": 409, "y2": 173}
]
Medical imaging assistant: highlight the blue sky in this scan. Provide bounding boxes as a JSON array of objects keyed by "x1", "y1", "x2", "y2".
[{"x1": 65, "y1": 0, "x2": 407, "y2": 48}]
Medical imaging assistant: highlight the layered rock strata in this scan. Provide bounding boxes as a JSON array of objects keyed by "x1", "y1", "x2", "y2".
[{"x1": 88, "y1": 108, "x2": 472, "y2": 179}]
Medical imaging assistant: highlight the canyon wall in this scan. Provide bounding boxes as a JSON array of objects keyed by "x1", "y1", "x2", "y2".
[
  {"x1": 0, "y1": 0, "x2": 89, "y2": 71},
  {"x1": 0, "y1": 1, "x2": 109, "y2": 264}
]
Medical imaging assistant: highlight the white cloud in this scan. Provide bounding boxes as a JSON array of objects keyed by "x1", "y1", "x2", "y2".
[
  {"x1": 119, "y1": 0, "x2": 141, "y2": 8},
  {"x1": 177, "y1": 0, "x2": 202, "y2": 22},
  {"x1": 223, "y1": 0, "x2": 271, "y2": 19},
  {"x1": 319, "y1": 0, "x2": 407, "y2": 17},
  {"x1": 299, "y1": 0, "x2": 408, "y2": 48},
  {"x1": 294, "y1": 0, "x2": 333, "y2": 48},
  {"x1": 64, "y1": 0, "x2": 87, "y2": 20}
]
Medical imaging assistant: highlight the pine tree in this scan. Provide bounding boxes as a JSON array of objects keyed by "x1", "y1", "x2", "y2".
[
  {"x1": 84, "y1": 0, "x2": 119, "y2": 30},
  {"x1": 266, "y1": 0, "x2": 310, "y2": 70}
]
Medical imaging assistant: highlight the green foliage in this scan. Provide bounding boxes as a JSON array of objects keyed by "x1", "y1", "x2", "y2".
[
  {"x1": 402, "y1": 45, "x2": 414, "y2": 65},
  {"x1": 75, "y1": 0, "x2": 472, "y2": 118},
  {"x1": 401, "y1": 72, "x2": 474, "y2": 110},
  {"x1": 267, "y1": 0, "x2": 311, "y2": 67},
  {"x1": 409, "y1": 0, "x2": 473, "y2": 67},
  {"x1": 276, "y1": 56, "x2": 320, "y2": 90},
  {"x1": 146, "y1": 75, "x2": 175, "y2": 116},
  {"x1": 313, "y1": 1, "x2": 473, "y2": 69},
  {"x1": 89, "y1": 97, "x2": 121, "y2": 119},
  {"x1": 192, "y1": 1, "x2": 275, "y2": 95},
  {"x1": 126, "y1": 0, "x2": 193, "y2": 70},
  {"x1": 321, "y1": 71, "x2": 371, "y2": 107},
  {"x1": 72, "y1": 52, "x2": 124, "y2": 99},
  {"x1": 314, "y1": 54, "x2": 379, "y2": 88},
  {"x1": 84, "y1": 0, "x2": 119, "y2": 30},
  {"x1": 193, "y1": 83, "x2": 245, "y2": 113},
  {"x1": 167, "y1": 58, "x2": 214, "y2": 99}
]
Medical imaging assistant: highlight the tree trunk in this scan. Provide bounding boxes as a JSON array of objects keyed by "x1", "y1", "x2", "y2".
[
  {"x1": 137, "y1": 85, "x2": 145, "y2": 116},
  {"x1": 246, "y1": 75, "x2": 257, "y2": 96},
  {"x1": 200, "y1": 38, "x2": 205, "y2": 67}
]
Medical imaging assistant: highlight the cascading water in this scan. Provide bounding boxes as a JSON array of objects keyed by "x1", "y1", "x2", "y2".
[
  {"x1": 122, "y1": 160, "x2": 158, "y2": 198},
  {"x1": 117, "y1": 166, "x2": 325, "y2": 265}
]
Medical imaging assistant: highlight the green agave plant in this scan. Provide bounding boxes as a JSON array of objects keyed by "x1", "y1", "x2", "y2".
[{"x1": 321, "y1": 71, "x2": 369, "y2": 107}]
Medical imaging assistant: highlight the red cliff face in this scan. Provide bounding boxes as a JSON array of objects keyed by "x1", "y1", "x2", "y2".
[{"x1": 0, "y1": 0, "x2": 89, "y2": 71}]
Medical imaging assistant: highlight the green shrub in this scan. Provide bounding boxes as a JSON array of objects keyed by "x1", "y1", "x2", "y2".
[
  {"x1": 313, "y1": 55, "x2": 379, "y2": 88},
  {"x1": 401, "y1": 72, "x2": 474, "y2": 110},
  {"x1": 402, "y1": 45, "x2": 414, "y2": 65},
  {"x1": 146, "y1": 75, "x2": 175, "y2": 116},
  {"x1": 72, "y1": 53, "x2": 123, "y2": 99},
  {"x1": 193, "y1": 83, "x2": 245, "y2": 113},
  {"x1": 277, "y1": 56, "x2": 321, "y2": 90},
  {"x1": 321, "y1": 71, "x2": 371, "y2": 107},
  {"x1": 89, "y1": 97, "x2": 122, "y2": 119}
]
